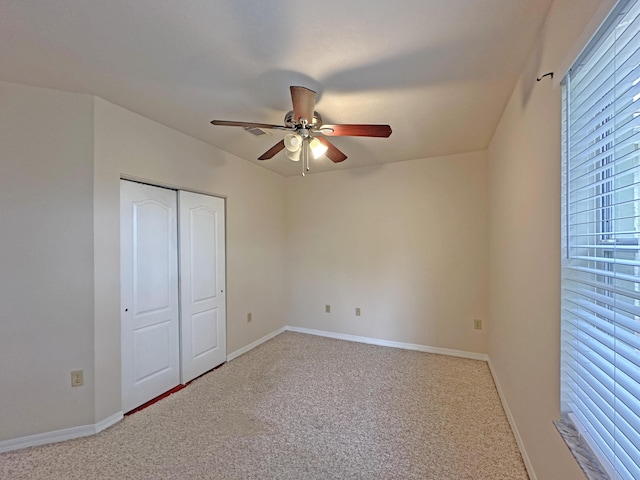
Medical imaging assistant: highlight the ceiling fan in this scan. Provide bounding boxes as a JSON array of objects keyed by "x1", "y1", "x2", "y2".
[{"x1": 211, "y1": 86, "x2": 392, "y2": 175}]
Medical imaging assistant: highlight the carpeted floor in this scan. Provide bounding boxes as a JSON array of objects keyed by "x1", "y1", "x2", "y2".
[{"x1": 0, "y1": 332, "x2": 528, "y2": 479}]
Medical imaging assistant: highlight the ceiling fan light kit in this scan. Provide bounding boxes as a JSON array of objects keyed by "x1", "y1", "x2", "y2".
[
  {"x1": 284, "y1": 134, "x2": 328, "y2": 162},
  {"x1": 211, "y1": 85, "x2": 392, "y2": 175}
]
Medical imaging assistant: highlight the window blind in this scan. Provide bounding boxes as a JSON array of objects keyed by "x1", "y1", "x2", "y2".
[{"x1": 562, "y1": 1, "x2": 640, "y2": 478}]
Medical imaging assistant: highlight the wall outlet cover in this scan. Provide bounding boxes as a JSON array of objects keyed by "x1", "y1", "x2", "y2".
[{"x1": 71, "y1": 370, "x2": 84, "y2": 387}]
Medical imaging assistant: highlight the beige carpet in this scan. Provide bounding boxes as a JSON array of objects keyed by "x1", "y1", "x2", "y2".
[{"x1": 0, "y1": 332, "x2": 528, "y2": 479}]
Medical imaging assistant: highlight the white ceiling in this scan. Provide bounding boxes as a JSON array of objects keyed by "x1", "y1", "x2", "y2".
[{"x1": 0, "y1": 0, "x2": 553, "y2": 176}]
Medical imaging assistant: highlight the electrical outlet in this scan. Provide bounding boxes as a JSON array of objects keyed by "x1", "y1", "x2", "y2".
[
  {"x1": 247, "y1": 312, "x2": 252, "y2": 323},
  {"x1": 71, "y1": 370, "x2": 84, "y2": 387},
  {"x1": 474, "y1": 319, "x2": 482, "y2": 330},
  {"x1": 355, "y1": 307, "x2": 361, "y2": 316},
  {"x1": 325, "y1": 304, "x2": 331, "y2": 313}
]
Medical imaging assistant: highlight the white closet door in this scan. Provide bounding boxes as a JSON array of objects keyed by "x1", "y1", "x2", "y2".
[
  {"x1": 179, "y1": 191, "x2": 226, "y2": 383},
  {"x1": 121, "y1": 180, "x2": 180, "y2": 412}
]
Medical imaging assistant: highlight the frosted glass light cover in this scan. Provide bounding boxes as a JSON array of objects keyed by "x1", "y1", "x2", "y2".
[
  {"x1": 284, "y1": 134, "x2": 302, "y2": 152},
  {"x1": 309, "y1": 137, "x2": 328, "y2": 159},
  {"x1": 286, "y1": 148, "x2": 301, "y2": 161}
]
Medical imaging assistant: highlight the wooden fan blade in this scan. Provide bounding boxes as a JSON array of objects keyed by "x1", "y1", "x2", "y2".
[
  {"x1": 290, "y1": 86, "x2": 316, "y2": 124},
  {"x1": 320, "y1": 124, "x2": 392, "y2": 137},
  {"x1": 258, "y1": 140, "x2": 285, "y2": 160},
  {"x1": 211, "y1": 120, "x2": 288, "y2": 130},
  {"x1": 316, "y1": 137, "x2": 347, "y2": 163}
]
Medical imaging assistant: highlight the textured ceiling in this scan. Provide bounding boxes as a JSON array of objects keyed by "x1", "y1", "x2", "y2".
[{"x1": 0, "y1": 0, "x2": 553, "y2": 176}]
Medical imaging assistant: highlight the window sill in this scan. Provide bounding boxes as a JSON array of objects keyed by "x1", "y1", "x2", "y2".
[{"x1": 554, "y1": 417, "x2": 610, "y2": 480}]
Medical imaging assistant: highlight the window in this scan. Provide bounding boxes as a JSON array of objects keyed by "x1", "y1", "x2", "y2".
[{"x1": 561, "y1": 1, "x2": 640, "y2": 478}]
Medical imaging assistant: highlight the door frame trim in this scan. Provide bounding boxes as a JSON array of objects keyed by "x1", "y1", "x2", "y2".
[
  {"x1": 119, "y1": 174, "x2": 227, "y2": 201},
  {"x1": 119, "y1": 176, "x2": 228, "y2": 404}
]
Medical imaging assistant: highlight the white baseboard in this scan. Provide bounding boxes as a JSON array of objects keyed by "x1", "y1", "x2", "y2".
[
  {"x1": 226, "y1": 326, "x2": 286, "y2": 362},
  {"x1": 1, "y1": 328, "x2": 526, "y2": 472},
  {"x1": 0, "y1": 411, "x2": 123, "y2": 454},
  {"x1": 0, "y1": 325, "x2": 290, "y2": 453},
  {"x1": 285, "y1": 325, "x2": 489, "y2": 361},
  {"x1": 94, "y1": 411, "x2": 124, "y2": 433},
  {"x1": 487, "y1": 359, "x2": 536, "y2": 480},
  {"x1": 287, "y1": 326, "x2": 534, "y2": 475}
]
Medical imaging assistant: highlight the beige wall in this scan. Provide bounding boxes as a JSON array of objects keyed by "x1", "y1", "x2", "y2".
[
  {"x1": 0, "y1": 82, "x2": 96, "y2": 441},
  {"x1": 487, "y1": 0, "x2": 615, "y2": 478},
  {"x1": 286, "y1": 151, "x2": 489, "y2": 354}
]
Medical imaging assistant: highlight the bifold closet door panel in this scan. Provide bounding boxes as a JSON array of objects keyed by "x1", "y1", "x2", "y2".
[
  {"x1": 178, "y1": 190, "x2": 226, "y2": 383},
  {"x1": 120, "y1": 180, "x2": 180, "y2": 412}
]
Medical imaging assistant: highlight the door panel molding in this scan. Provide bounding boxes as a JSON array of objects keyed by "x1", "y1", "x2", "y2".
[
  {"x1": 179, "y1": 190, "x2": 227, "y2": 384},
  {"x1": 121, "y1": 180, "x2": 227, "y2": 411},
  {"x1": 121, "y1": 180, "x2": 180, "y2": 413}
]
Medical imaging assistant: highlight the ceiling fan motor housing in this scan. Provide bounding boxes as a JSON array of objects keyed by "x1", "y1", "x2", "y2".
[{"x1": 284, "y1": 110, "x2": 323, "y2": 129}]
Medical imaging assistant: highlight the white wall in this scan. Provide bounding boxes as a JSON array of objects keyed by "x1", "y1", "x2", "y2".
[
  {"x1": 93, "y1": 98, "x2": 287, "y2": 419},
  {"x1": 286, "y1": 151, "x2": 489, "y2": 354},
  {"x1": 1, "y1": 2, "x2": 620, "y2": 466},
  {"x1": 0, "y1": 82, "x2": 287, "y2": 443},
  {"x1": 3, "y1": 80, "x2": 486, "y2": 446},
  {"x1": 0, "y1": 82, "x2": 95, "y2": 441},
  {"x1": 487, "y1": 0, "x2": 616, "y2": 478}
]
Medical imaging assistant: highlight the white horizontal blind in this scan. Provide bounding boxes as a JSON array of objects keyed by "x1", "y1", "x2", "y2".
[{"x1": 562, "y1": 1, "x2": 640, "y2": 478}]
